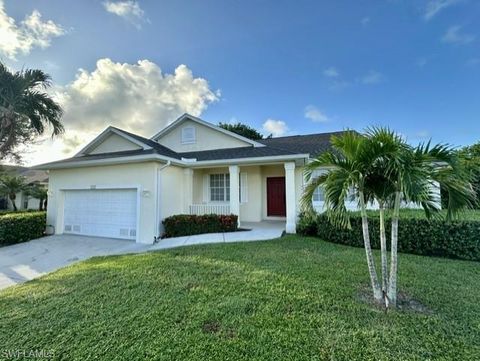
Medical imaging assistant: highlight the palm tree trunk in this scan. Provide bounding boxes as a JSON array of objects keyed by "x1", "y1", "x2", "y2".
[
  {"x1": 379, "y1": 202, "x2": 388, "y2": 304},
  {"x1": 387, "y1": 191, "x2": 401, "y2": 307},
  {"x1": 359, "y1": 191, "x2": 383, "y2": 303},
  {"x1": 9, "y1": 194, "x2": 17, "y2": 211}
]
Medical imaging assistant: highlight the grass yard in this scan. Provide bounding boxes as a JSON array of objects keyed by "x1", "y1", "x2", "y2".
[{"x1": 0, "y1": 236, "x2": 479, "y2": 360}]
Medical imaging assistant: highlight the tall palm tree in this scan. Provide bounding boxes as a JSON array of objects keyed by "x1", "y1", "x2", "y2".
[
  {"x1": 301, "y1": 131, "x2": 385, "y2": 302},
  {"x1": 385, "y1": 141, "x2": 475, "y2": 305},
  {"x1": 302, "y1": 128, "x2": 474, "y2": 308},
  {"x1": 0, "y1": 62, "x2": 63, "y2": 161},
  {"x1": 0, "y1": 174, "x2": 26, "y2": 211}
]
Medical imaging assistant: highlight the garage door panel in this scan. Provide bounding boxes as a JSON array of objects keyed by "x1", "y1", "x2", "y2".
[{"x1": 63, "y1": 189, "x2": 137, "y2": 240}]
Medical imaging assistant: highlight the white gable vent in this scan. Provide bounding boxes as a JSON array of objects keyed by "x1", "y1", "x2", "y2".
[{"x1": 181, "y1": 126, "x2": 196, "y2": 144}]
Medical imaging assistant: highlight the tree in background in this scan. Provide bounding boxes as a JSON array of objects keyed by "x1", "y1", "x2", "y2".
[
  {"x1": 219, "y1": 122, "x2": 268, "y2": 140},
  {"x1": 301, "y1": 129, "x2": 474, "y2": 308},
  {"x1": 0, "y1": 62, "x2": 64, "y2": 162},
  {"x1": 24, "y1": 183, "x2": 48, "y2": 211},
  {"x1": 0, "y1": 174, "x2": 26, "y2": 211},
  {"x1": 456, "y1": 142, "x2": 480, "y2": 207}
]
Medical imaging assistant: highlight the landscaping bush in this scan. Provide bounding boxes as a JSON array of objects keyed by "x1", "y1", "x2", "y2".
[
  {"x1": 163, "y1": 214, "x2": 238, "y2": 238},
  {"x1": 297, "y1": 212, "x2": 480, "y2": 261},
  {"x1": 0, "y1": 211, "x2": 46, "y2": 246}
]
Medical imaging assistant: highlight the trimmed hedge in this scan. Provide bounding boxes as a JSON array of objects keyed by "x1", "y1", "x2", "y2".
[
  {"x1": 163, "y1": 214, "x2": 238, "y2": 238},
  {"x1": 0, "y1": 211, "x2": 46, "y2": 246},
  {"x1": 298, "y1": 212, "x2": 480, "y2": 261}
]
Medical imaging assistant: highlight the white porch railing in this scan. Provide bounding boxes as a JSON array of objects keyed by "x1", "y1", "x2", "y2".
[{"x1": 189, "y1": 203, "x2": 231, "y2": 215}]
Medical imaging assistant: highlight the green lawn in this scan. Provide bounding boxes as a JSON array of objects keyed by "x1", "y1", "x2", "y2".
[{"x1": 1, "y1": 237, "x2": 479, "y2": 360}]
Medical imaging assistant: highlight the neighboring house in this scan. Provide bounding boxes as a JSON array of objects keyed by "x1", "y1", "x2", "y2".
[
  {"x1": 34, "y1": 114, "x2": 370, "y2": 243},
  {"x1": 0, "y1": 166, "x2": 48, "y2": 211}
]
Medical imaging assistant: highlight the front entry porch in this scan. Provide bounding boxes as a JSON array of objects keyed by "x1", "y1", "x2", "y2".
[{"x1": 183, "y1": 162, "x2": 299, "y2": 233}]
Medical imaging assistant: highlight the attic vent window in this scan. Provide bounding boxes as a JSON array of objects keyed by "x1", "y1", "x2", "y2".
[{"x1": 181, "y1": 126, "x2": 196, "y2": 144}]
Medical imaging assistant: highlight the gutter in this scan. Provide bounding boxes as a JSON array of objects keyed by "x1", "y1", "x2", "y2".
[
  {"x1": 154, "y1": 161, "x2": 171, "y2": 242},
  {"x1": 33, "y1": 153, "x2": 310, "y2": 170}
]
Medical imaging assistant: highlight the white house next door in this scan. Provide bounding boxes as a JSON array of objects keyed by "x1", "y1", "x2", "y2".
[{"x1": 63, "y1": 189, "x2": 137, "y2": 240}]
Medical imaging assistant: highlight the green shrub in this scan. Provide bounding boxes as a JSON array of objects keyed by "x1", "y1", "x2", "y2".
[
  {"x1": 297, "y1": 212, "x2": 480, "y2": 261},
  {"x1": 163, "y1": 214, "x2": 238, "y2": 238},
  {"x1": 0, "y1": 211, "x2": 46, "y2": 246}
]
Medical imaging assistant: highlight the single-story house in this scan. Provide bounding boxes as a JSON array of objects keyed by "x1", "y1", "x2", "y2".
[
  {"x1": 35, "y1": 114, "x2": 363, "y2": 243},
  {"x1": 0, "y1": 166, "x2": 48, "y2": 211}
]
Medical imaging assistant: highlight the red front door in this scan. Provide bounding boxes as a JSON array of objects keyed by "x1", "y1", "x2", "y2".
[{"x1": 267, "y1": 177, "x2": 286, "y2": 217}]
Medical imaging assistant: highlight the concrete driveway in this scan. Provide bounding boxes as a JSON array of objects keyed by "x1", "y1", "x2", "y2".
[
  {"x1": 0, "y1": 222, "x2": 285, "y2": 291},
  {"x1": 0, "y1": 235, "x2": 150, "y2": 290}
]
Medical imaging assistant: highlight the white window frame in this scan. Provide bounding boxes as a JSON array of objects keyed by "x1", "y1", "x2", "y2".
[
  {"x1": 181, "y1": 126, "x2": 196, "y2": 144},
  {"x1": 209, "y1": 173, "x2": 230, "y2": 203},
  {"x1": 205, "y1": 172, "x2": 248, "y2": 204},
  {"x1": 311, "y1": 170, "x2": 326, "y2": 204}
]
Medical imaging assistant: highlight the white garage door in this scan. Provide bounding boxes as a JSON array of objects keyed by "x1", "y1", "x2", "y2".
[{"x1": 63, "y1": 189, "x2": 137, "y2": 240}]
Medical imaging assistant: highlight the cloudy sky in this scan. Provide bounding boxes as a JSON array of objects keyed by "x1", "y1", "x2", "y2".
[{"x1": 1, "y1": 0, "x2": 479, "y2": 166}]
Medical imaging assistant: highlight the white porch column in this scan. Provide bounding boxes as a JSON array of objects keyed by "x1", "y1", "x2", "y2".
[
  {"x1": 284, "y1": 162, "x2": 296, "y2": 233},
  {"x1": 229, "y1": 165, "x2": 240, "y2": 226},
  {"x1": 183, "y1": 168, "x2": 194, "y2": 214}
]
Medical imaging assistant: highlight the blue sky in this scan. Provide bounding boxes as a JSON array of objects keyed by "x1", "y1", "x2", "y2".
[{"x1": 1, "y1": 0, "x2": 479, "y2": 165}]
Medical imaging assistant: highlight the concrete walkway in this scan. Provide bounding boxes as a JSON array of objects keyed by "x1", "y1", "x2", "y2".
[
  {"x1": 151, "y1": 221, "x2": 285, "y2": 250},
  {"x1": 0, "y1": 221, "x2": 285, "y2": 290}
]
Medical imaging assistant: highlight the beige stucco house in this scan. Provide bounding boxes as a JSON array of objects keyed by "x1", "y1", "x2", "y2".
[{"x1": 36, "y1": 114, "x2": 347, "y2": 244}]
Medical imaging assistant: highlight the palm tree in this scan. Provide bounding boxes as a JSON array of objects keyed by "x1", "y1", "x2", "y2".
[
  {"x1": 0, "y1": 62, "x2": 63, "y2": 161},
  {"x1": 302, "y1": 128, "x2": 474, "y2": 308},
  {"x1": 385, "y1": 141, "x2": 475, "y2": 306},
  {"x1": 24, "y1": 183, "x2": 48, "y2": 211},
  {"x1": 301, "y1": 131, "x2": 385, "y2": 302},
  {"x1": 0, "y1": 174, "x2": 26, "y2": 211}
]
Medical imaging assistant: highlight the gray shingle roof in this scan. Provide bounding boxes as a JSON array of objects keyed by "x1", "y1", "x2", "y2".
[
  {"x1": 112, "y1": 127, "x2": 181, "y2": 159},
  {"x1": 178, "y1": 145, "x2": 301, "y2": 161},
  {"x1": 257, "y1": 131, "x2": 346, "y2": 158},
  {"x1": 0, "y1": 164, "x2": 48, "y2": 183},
  {"x1": 37, "y1": 128, "x2": 349, "y2": 168}
]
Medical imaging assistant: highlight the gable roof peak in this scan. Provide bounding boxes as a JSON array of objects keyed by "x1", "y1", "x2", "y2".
[
  {"x1": 74, "y1": 126, "x2": 153, "y2": 157},
  {"x1": 150, "y1": 113, "x2": 265, "y2": 148}
]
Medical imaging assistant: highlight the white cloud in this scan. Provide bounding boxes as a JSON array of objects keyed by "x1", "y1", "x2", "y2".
[
  {"x1": 361, "y1": 17, "x2": 370, "y2": 26},
  {"x1": 441, "y1": 25, "x2": 475, "y2": 45},
  {"x1": 416, "y1": 57, "x2": 428, "y2": 67},
  {"x1": 26, "y1": 59, "x2": 219, "y2": 165},
  {"x1": 359, "y1": 70, "x2": 385, "y2": 85},
  {"x1": 323, "y1": 67, "x2": 339, "y2": 78},
  {"x1": 103, "y1": 1, "x2": 146, "y2": 28},
  {"x1": 424, "y1": 0, "x2": 461, "y2": 21},
  {"x1": 262, "y1": 119, "x2": 288, "y2": 137},
  {"x1": 466, "y1": 57, "x2": 480, "y2": 66},
  {"x1": 304, "y1": 105, "x2": 329, "y2": 123},
  {"x1": 415, "y1": 130, "x2": 430, "y2": 138},
  {"x1": 0, "y1": 0, "x2": 65, "y2": 59}
]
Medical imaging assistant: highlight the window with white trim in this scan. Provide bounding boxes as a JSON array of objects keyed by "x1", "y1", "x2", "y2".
[
  {"x1": 313, "y1": 186, "x2": 325, "y2": 202},
  {"x1": 210, "y1": 174, "x2": 230, "y2": 202},
  {"x1": 311, "y1": 170, "x2": 325, "y2": 203},
  {"x1": 181, "y1": 126, "x2": 196, "y2": 144},
  {"x1": 207, "y1": 173, "x2": 248, "y2": 203}
]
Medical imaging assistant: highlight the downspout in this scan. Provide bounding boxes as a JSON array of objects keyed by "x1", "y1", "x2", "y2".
[{"x1": 154, "y1": 160, "x2": 171, "y2": 242}]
